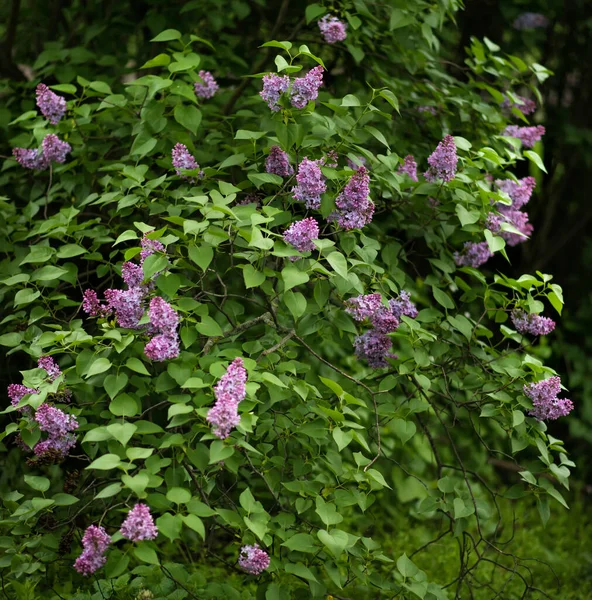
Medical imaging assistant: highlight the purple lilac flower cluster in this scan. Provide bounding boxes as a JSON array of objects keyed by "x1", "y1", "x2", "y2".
[
  {"x1": 513, "y1": 12, "x2": 549, "y2": 30},
  {"x1": 33, "y1": 403, "x2": 78, "y2": 459},
  {"x1": 35, "y1": 83, "x2": 67, "y2": 124},
  {"x1": 318, "y1": 15, "x2": 347, "y2": 44},
  {"x1": 397, "y1": 155, "x2": 418, "y2": 182},
  {"x1": 120, "y1": 504, "x2": 158, "y2": 541},
  {"x1": 266, "y1": 146, "x2": 294, "y2": 177},
  {"x1": 424, "y1": 135, "x2": 458, "y2": 183},
  {"x1": 260, "y1": 74, "x2": 290, "y2": 111},
  {"x1": 145, "y1": 297, "x2": 180, "y2": 362},
  {"x1": 511, "y1": 309, "x2": 555, "y2": 336},
  {"x1": 495, "y1": 177, "x2": 536, "y2": 210},
  {"x1": 524, "y1": 376, "x2": 573, "y2": 421},
  {"x1": 194, "y1": 70, "x2": 219, "y2": 99},
  {"x1": 38, "y1": 356, "x2": 61, "y2": 381},
  {"x1": 290, "y1": 66, "x2": 324, "y2": 109},
  {"x1": 330, "y1": 166, "x2": 374, "y2": 230},
  {"x1": 503, "y1": 125, "x2": 546, "y2": 148},
  {"x1": 501, "y1": 95, "x2": 536, "y2": 116},
  {"x1": 238, "y1": 544, "x2": 270, "y2": 575},
  {"x1": 292, "y1": 157, "x2": 326, "y2": 209},
  {"x1": 207, "y1": 358, "x2": 247, "y2": 439},
  {"x1": 345, "y1": 291, "x2": 418, "y2": 368},
  {"x1": 74, "y1": 525, "x2": 111, "y2": 576},
  {"x1": 7, "y1": 384, "x2": 37, "y2": 410},
  {"x1": 454, "y1": 241, "x2": 493, "y2": 268},
  {"x1": 283, "y1": 218, "x2": 320, "y2": 256},
  {"x1": 171, "y1": 143, "x2": 203, "y2": 180},
  {"x1": 13, "y1": 134, "x2": 71, "y2": 171}
]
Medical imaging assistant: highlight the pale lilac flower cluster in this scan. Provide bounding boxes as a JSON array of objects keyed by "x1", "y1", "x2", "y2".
[
  {"x1": 171, "y1": 143, "x2": 203, "y2": 180},
  {"x1": 206, "y1": 358, "x2": 247, "y2": 439},
  {"x1": 120, "y1": 504, "x2": 158, "y2": 541},
  {"x1": 503, "y1": 125, "x2": 546, "y2": 148},
  {"x1": 454, "y1": 241, "x2": 493, "y2": 268},
  {"x1": 524, "y1": 376, "x2": 573, "y2": 421},
  {"x1": 74, "y1": 525, "x2": 111, "y2": 576},
  {"x1": 511, "y1": 309, "x2": 556, "y2": 336},
  {"x1": 424, "y1": 135, "x2": 458, "y2": 183},
  {"x1": 13, "y1": 134, "x2": 71, "y2": 171},
  {"x1": 36, "y1": 83, "x2": 67, "y2": 124},
  {"x1": 145, "y1": 297, "x2": 180, "y2": 362},
  {"x1": 397, "y1": 155, "x2": 418, "y2": 182},
  {"x1": 140, "y1": 235, "x2": 166, "y2": 264},
  {"x1": 266, "y1": 146, "x2": 294, "y2": 177},
  {"x1": 194, "y1": 70, "x2": 219, "y2": 99},
  {"x1": 7, "y1": 384, "x2": 37, "y2": 410},
  {"x1": 121, "y1": 261, "x2": 144, "y2": 288},
  {"x1": 38, "y1": 356, "x2": 61, "y2": 381},
  {"x1": 390, "y1": 290, "x2": 419, "y2": 320},
  {"x1": 34, "y1": 403, "x2": 78, "y2": 459},
  {"x1": 260, "y1": 74, "x2": 290, "y2": 111},
  {"x1": 318, "y1": 15, "x2": 348, "y2": 44},
  {"x1": 283, "y1": 218, "x2": 319, "y2": 256},
  {"x1": 104, "y1": 287, "x2": 146, "y2": 329},
  {"x1": 501, "y1": 95, "x2": 536, "y2": 116},
  {"x1": 12, "y1": 148, "x2": 47, "y2": 171},
  {"x1": 290, "y1": 66, "x2": 324, "y2": 109},
  {"x1": 238, "y1": 544, "x2": 270, "y2": 575},
  {"x1": 513, "y1": 13, "x2": 549, "y2": 30},
  {"x1": 330, "y1": 166, "x2": 374, "y2": 230},
  {"x1": 292, "y1": 157, "x2": 326, "y2": 209},
  {"x1": 495, "y1": 177, "x2": 536, "y2": 210}
]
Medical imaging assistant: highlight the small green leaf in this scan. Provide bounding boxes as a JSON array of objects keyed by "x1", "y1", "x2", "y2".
[
  {"x1": 432, "y1": 287, "x2": 455, "y2": 310},
  {"x1": 174, "y1": 104, "x2": 202, "y2": 135},
  {"x1": 326, "y1": 252, "x2": 348, "y2": 279},
  {"x1": 87, "y1": 454, "x2": 122, "y2": 470},
  {"x1": 243, "y1": 264, "x2": 266, "y2": 289},
  {"x1": 104, "y1": 373, "x2": 128, "y2": 399},
  {"x1": 85, "y1": 358, "x2": 112, "y2": 378},
  {"x1": 209, "y1": 440, "x2": 234, "y2": 464},
  {"x1": 317, "y1": 529, "x2": 348, "y2": 559},
  {"x1": 166, "y1": 487, "x2": 192, "y2": 504},
  {"x1": 283, "y1": 290, "x2": 307, "y2": 320},
  {"x1": 24, "y1": 475, "x2": 50, "y2": 493},
  {"x1": 134, "y1": 545, "x2": 160, "y2": 565},
  {"x1": 524, "y1": 150, "x2": 547, "y2": 173},
  {"x1": 151, "y1": 29, "x2": 182, "y2": 42}
]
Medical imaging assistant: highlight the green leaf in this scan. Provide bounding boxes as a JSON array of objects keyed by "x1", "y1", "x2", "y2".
[
  {"x1": 107, "y1": 422, "x2": 137, "y2": 446},
  {"x1": 397, "y1": 553, "x2": 419, "y2": 578},
  {"x1": 379, "y1": 90, "x2": 400, "y2": 113},
  {"x1": 141, "y1": 54, "x2": 171, "y2": 69},
  {"x1": 342, "y1": 94, "x2": 361, "y2": 107},
  {"x1": 166, "y1": 487, "x2": 192, "y2": 504},
  {"x1": 315, "y1": 497, "x2": 343, "y2": 526},
  {"x1": 87, "y1": 454, "x2": 122, "y2": 470},
  {"x1": 317, "y1": 529, "x2": 349, "y2": 559},
  {"x1": 455, "y1": 204, "x2": 480, "y2": 227},
  {"x1": 283, "y1": 290, "x2": 307, "y2": 320},
  {"x1": 126, "y1": 358, "x2": 150, "y2": 375},
  {"x1": 282, "y1": 265, "x2": 309, "y2": 291},
  {"x1": 109, "y1": 394, "x2": 139, "y2": 417},
  {"x1": 174, "y1": 104, "x2": 202, "y2": 135},
  {"x1": 281, "y1": 533, "x2": 317, "y2": 553},
  {"x1": 85, "y1": 357, "x2": 112, "y2": 378},
  {"x1": 454, "y1": 497, "x2": 475, "y2": 519},
  {"x1": 30, "y1": 266, "x2": 68, "y2": 282},
  {"x1": 24, "y1": 475, "x2": 50, "y2": 492},
  {"x1": 104, "y1": 373, "x2": 129, "y2": 399},
  {"x1": 0, "y1": 333, "x2": 22, "y2": 347},
  {"x1": 121, "y1": 473, "x2": 149, "y2": 495},
  {"x1": 243, "y1": 264, "x2": 266, "y2": 289},
  {"x1": 285, "y1": 562, "x2": 318, "y2": 582},
  {"x1": 305, "y1": 4, "x2": 326, "y2": 23},
  {"x1": 13, "y1": 289, "x2": 40, "y2": 306},
  {"x1": 332, "y1": 428, "x2": 353, "y2": 451},
  {"x1": 512, "y1": 410, "x2": 525, "y2": 427},
  {"x1": 393, "y1": 419, "x2": 416, "y2": 445},
  {"x1": 196, "y1": 316, "x2": 224, "y2": 337},
  {"x1": 209, "y1": 440, "x2": 234, "y2": 464},
  {"x1": 188, "y1": 245, "x2": 213, "y2": 271},
  {"x1": 326, "y1": 252, "x2": 348, "y2": 279},
  {"x1": 151, "y1": 29, "x2": 182, "y2": 42},
  {"x1": 134, "y1": 545, "x2": 160, "y2": 565},
  {"x1": 182, "y1": 514, "x2": 205, "y2": 539},
  {"x1": 248, "y1": 172, "x2": 283, "y2": 188},
  {"x1": 96, "y1": 483, "x2": 122, "y2": 499},
  {"x1": 142, "y1": 253, "x2": 168, "y2": 279},
  {"x1": 366, "y1": 126, "x2": 390, "y2": 149},
  {"x1": 524, "y1": 150, "x2": 547, "y2": 173},
  {"x1": 52, "y1": 493, "x2": 79, "y2": 506},
  {"x1": 432, "y1": 287, "x2": 455, "y2": 310}
]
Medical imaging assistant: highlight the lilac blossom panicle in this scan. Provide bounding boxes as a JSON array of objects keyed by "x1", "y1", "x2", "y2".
[
  {"x1": 495, "y1": 176, "x2": 536, "y2": 209},
  {"x1": 283, "y1": 218, "x2": 319, "y2": 256},
  {"x1": 144, "y1": 297, "x2": 180, "y2": 362},
  {"x1": 104, "y1": 288, "x2": 145, "y2": 329},
  {"x1": 487, "y1": 209, "x2": 533, "y2": 246},
  {"x1": 74, "y1": 525, "x2": 111, "y2": 576},
  {"x1": 454, "y1": 241, "x2": 492, "y2": 268},
  {"x1": 207, "y1": 358, "x2": 247, "y2": 439},
  {"x1": 390, "y1": 291, "x2": 419, "y2": 320},
  {"x1": 424, "y1": 135, "x2": 458, "y2": 183},
  {"x1": 171, "y1": 143, "x2": 202, "y2": 179},
  {"x1": 38, "y1": 356, "x2": 61, "y2": 381},
  {"x1": 345, "y1": 294, "x2": 384, "y2": 322},
  {"x1": 194, "y1": 70, "x2": 219, "y2": 99},
  {"x1": 144, "y1": 335, "x2": 179, "y2": 362},
  {"x1": 12, "y1": 147, "x2": 47, "y2": 171},
  {"x1": 82, "y1": 289, "x2": 106, "y2": 317},
  {"x1": 318, "y1": 15, "x2": 348, "y2": 44},
  {"x1": 7, "y1": 384, "x2": 37, "y2": 410},
  {"x1": 331, "y1": 166, "x2": 374, "y2": 230},
  {"x1": 511, "y1": 309, "x2": 556, "y2": 336},
  {"x1": 122, "y1": 261, "x2": 144, "y2": 288},
  {"x1": 260, "y1": 74, "x2": 290, "y2": 111},
  {"x1": 524, "y1": 376, "x2": 574, "y2": 421},
  {"x1": 120, "y1": 504, "x2": 158, "y2": 541},
  {"x1": 513, "y1": 12, "x2": 549, "y2": 30},
  {"x1": 140, "y1": 235, "x2": 165, "y2": 264},
  {"x1": 354, "y1": 331, "x2": 397, "y2": 368},
  {"x1": 34, "y1": 434, "x2": 76, "y2": 459},
  {"x1": 35, "y1": 404, "x2": 78, "y2": 438},
  {"x1": 503, "y1": 125, "x2": 545, "y2": 148},
  {"x1": 36, "y1": 83, "x2": 67, "y2": 124},
  {"x1": 290, "y1": 66, "x2": 324, "y2": 109},
  {"x1": 42, "y1": 134, "x2": 71, "y2": 164},
  {"x1": 265, "y1": 146, "x2": 294, "y2": 177},
  {"x1": 292, "y1": 157, "x2": 326, "y2": 209},
  {"x1": 397, "y1": 155, "x2": 418, "y2": 182},
  {"x1": 238, "y1": 544, "x2": 270, "y2": 575},
  {"x1": 501, "y1": 95, "x2": 536, "y2": 116}
]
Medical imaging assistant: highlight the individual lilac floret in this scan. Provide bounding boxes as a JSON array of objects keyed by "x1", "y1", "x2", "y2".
[
  {"x1": 140, "y1": 235, "x2": 166, "y2": 264},
  {"x1": 42, "y1": 134, "x2": 71, "y2": 164},
  {"x1": 354, "y1": 330, "x2": 397, "y2": 368},
  {"x1": 104, "y1": 287, "x2": 145, "y2": 329},
  {"x1": 144, "y1": 334, "x2": 180, "y2": 362},
  {"x1": 283, "y1": 218, "x2": 319, "y2": 256},
  {"x1": 171, "y1": 143, "x2": 202, "y2": 180},
  {"x1": 390, "y1": 291, "x2": 419, "y2": 320},
  {"x1": 36, "y1": 83, "x2": 67, "y2": 124},
  {"x1": 148, "y1": 297, "x2": 179, "y2": 336},
  {"x1": 292, "y1": 157, "x2": 326, "y2": 209},
  {"x1": 290, "y1": 66, "x2": 324, "y2": 109},
  {"x1": 207, "y1": 358, "x2": 247, "y2": 439},
  {"x1": 331, "y1": 166, "x2": 374, "y2": 230},
  {"x1": 513, "y1": 13, "x2": 549, "y2": 30},
  {"x1": 74, "y1": 525, "x2": 111, "y2": 576},
  {"x1": 501, "y1": 95, "x2": 536, "y2": 116},
  {"x1": 120, "y1": 504, "x2": 158, "y2": 541},
  {"x1": 266, "y1": 146, "x2": 294, "y2": 177},
  {"x1": 454, "y1": 241, "x2": 493, "y2": 268},
  {"x1": 12, "y1": 147, "x2": 48, "y2": 171},
  {"x1": 424, "y1": 135, "x2": 458, "y2": 183},
  {"x1": 260, "y1": 74, "x2": 290, "y2": 112},
  {"x1": 503, "y1": 125, "x2": 546, "y2": 148},
  {"x1": 397, "y1": 155, "x2": 418, "y2": 182},
  {"x1": 238, "y1": 544, "x2": 270, "y2": 575},
  {"x1": 7, "y1": 384, "x2": 37, "y2": 410},
  {"x1": 38, "y1": 356, "x2": 61, "y2": 381},
  {"x1": 33, "y1": 434, "x2": 76, "y2": 459},
  {"x1": 511, "y1": 309, "x2": 556, "y2": 336},
  {"x1": 122, "y1": 261, "x2": 144, "y2": 288},
  {"x1": 495, "y1": 176, "x2": 536, "y2": 209},
  {"x1": 487, "y1": 209, "x2": 533, "y2": 246},
  {"x1": 194, "y1": 70, "x2": 219, "y2": 99},
  {"x1": 35, "y1": 404, "x2": 78, "y2": 438},
  {"x1": 524, "y1": 376, "x2": 573, "y2": 421},
  {"x1": 318, "y1": 15, "x2": 348, "y2": 44}
]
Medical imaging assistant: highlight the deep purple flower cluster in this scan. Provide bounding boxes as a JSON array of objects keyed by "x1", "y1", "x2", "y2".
[
  {"x1": 194, "y1": 70, "x2": 219, "y2": 99},
  {"x1": 36, "y1": 83, "x2": 67, "y2": 124},
  {"x1": 145, "y1": 297, "x2": 180, "y2": 362},
  {"x1": 34, "y1": 434, "x2": 77, "y2": 459},
  {"x1": 501, "y1": 95, "x2": 536, "y2": 116},
  {"x1": 82, "y1": 290, "x2": 104, "y2": 317},
  {"x1": 13, "y1": 134, "x2": 71, "y2": 171},
  {"x1": 260, "y1": 74, "x2": 290, "y2": 111},
  {"x1": 7, "y1": 384, "x2": 37, "y2": 410},
  {"x1": 120, "y1": 504, "x2": 158, "y2": 541},
  {"x1": 292, "y1": 158, "x2": 326, "y2": 209},
  {"x1": 511, "y1": 309, "x2": 556, "y2": 336},
  {"x1": 121, "y1": 261, "x2": 144, "y2": 288},
  {"x1": 503, "y1": 125, "x2": 546, "y2": 148},
  {"x1": 318, "y1": 15, "x2": 347, "y2": 44},
  {"x1": 513, "y1": 12, "x2": 549, "y2": 30},
  {"x1": 38, "y1": 356, "x2": 61, "y2": 381},
  {"x1": 290, "y1": 66, "x2": 324, "y2": 109},
  {"x1": 104, "y1": 287, "x2": 145, "y2": 329},
  {"x1": 12, "y1": 148, "x2": 47, "y2": 171},
  {"x1": 424, "y1": 135, "x2": 458, "y2": 183},
  {"x1": 331, "y1": 166, "x2": 374, "y2": 230},
  {"x1": 266, "y1": 146, "x2": 294, "y2": 177},
  {"x1": 238, "y1": 544, "x2": 270, "y2": 575},
  {"x1": 354, "y1": 331, "x2": 397, "y2": 369},
  {"x1": 397, "y1": 155, "x2": 418, "y2": 182},
  {"x1": 524, "y1": 376, "x2": 573, "y2": 421},
  {"x1": 207, "y1": 358, "x2": 247, "y2": 439},
  {"x1": 74, "y1": 525, "x2": 111, "y2": 576},
  {"x1": 283, "y1": 218, "x2": 320, "y2": 255},
  {"x1": 454, "y1": 241, "x2": 493, "y2": 268},
  {"x1": 171, "y1": 143, "x2": 203, "y2": 180}
]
